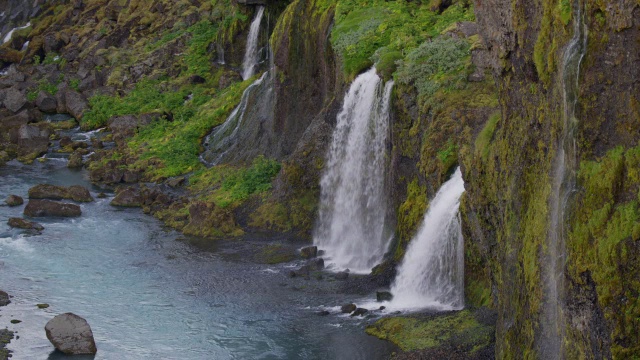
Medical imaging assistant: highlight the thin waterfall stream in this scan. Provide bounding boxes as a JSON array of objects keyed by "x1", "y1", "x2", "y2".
[
  {"x1": 313, "y1": 68, "x2": 394, "y2": 274},
  {"x1": 242, "y1": 6, "x2": 265, "y2": 80},
  {"x1": 541, "y1": 0, "x2": 587, "y2": 358},
  {"x1": 387, "y1": 168, "x2": 466, "y2": 311}
]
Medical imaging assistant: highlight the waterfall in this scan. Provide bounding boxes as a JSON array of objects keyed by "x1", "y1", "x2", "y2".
[
  {"x1": 241, "y1": 6, "x2": 265, "y2": 80},
  {"x1": 541, "y1": 0, "x2": 587, "y2": 358},
  {"x1": 2, "y1": 21, "x2": 30, "y2": 44},
  {"x1": 313, "y1": 68, "x2": 394, "y2": 274},
  {"x1": 388, "y1": 168, "x2": 465, "y2": 310}
]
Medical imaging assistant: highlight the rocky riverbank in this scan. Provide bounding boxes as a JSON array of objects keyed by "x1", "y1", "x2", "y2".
[{"x1": 0, "y1": 290, "x2": 13, "y2": 360}]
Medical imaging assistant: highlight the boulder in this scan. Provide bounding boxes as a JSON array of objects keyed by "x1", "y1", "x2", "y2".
[
  {"x1": 306, "y1": 258, "x2": 324, "y2": 271},
  {"x1": 334, "y1": 271, "x2": 349, "y2": 280},
  {"x1": 341, "y1": 303, "x2": 356, "y2": 314},
  {"x1": 1, "y1": 110, "x2": 29, "y2": 129},
  {"x1": 166, "y1": 176, "x2": 185, "y2": 188},
  {"x1": 28, "y1": 184, "x2": 93, "y2": 202},
  {"x1": 45, "y1": 313, "x2": 97, "y2": 355},
  {"x1": 3, "y1": 88, "x2": 26, "y2": 113},
  {"x1": 110, "y1": 187, "x2": 142, "y2": 207},
  {"x1": 299, "y1": 246, "x2": 318, "y2": 259},
  {"x1": 35, "y1": 91, "x2": 57, "y2": 113},
  {"x1": 59, "y1": 136, "x2": 73, "y2": 148},
  {"x1": 317, "y1": 310, "x2": 330, "y2": 316},
  {"x1": 63, "y1": 90, "x2": 88, "y2": 120},
  {"x1": 24, "y1": 200, "x2": 81, "y2": 217},
  {"x1": 67, "y1": 151, "x2": 83, "y2": 168},
  {"x1": 376, "y1": 291, "x2": 393, "y2": 302},
  {"x1": 12, "y1": 124, "x2": 51, "y2": 157},
  {"x1": 351, "y1": 308, "x2": 369, "y2": 317},
  {"x1": 0, "y1": 290, "x2": 10, "y2": 306},
  {"x1": 5, "y1": 195, "x2": 24, "y2": 206},
  {"x1": 8, "y1": 217, "x2": 44, "y2": 231}
]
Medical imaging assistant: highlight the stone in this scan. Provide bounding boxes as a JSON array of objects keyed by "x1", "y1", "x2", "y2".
[
  {"x1": 12, "y1": 124, "x2": 51, "y2": 157},
  {"x1": 97, "y1": 192, "x2": 108, "y2": 199},
  {"x1": 376, "y1": 291, "x2": 393, "y2": 302},
  {"x1": 10, "y1": 319, "x2": 21, "y2": 324},
  {"x1": 8, "y1": 217, "x2": 44, "y2": 231},
  {"x1": 317, "y1": 310, "x2": 330, "y2": 316},
  {"x1": 37, "y1": 303, "x2": 50, "y2": 309},
  {"x1": 306, "y1": 258, "x2": 324, "y2": 271},
  {"x1": 67, "y1": 185, "x2": 93, "y2": 202},
  {"x1": 28, "y1": 184, "x2": 93, "y2": 202},
  {"x1": 334, "y1": 271, "x2": 349, "y2": 280},
  {"x1": 24, "y1": 200, "x2": 81, "y2": 217},
  {"x1": 5, "y1": 195, "x2": 24, "y2": 206},
  {"x1": 59, "y1": 136, "x2": 73, "y2": 148},
  {"x1": 35, "y1": 91, "x2": 57, "y2": 113},
  {"x1": 63, "y1": 90, "x2": 88, "y2": 120},
  {"x1": 1, "y1": 110, "x2": 29, "y2": 129},
  {"x1": 0, "y1": 290, "x2": 10, "y2": 306},
  {"x1": 341, "y1": 303, "x2": 356, "y2": 314},
  {"x1": 45, "y1": 313, "x2": 97, "y2": 355},
  {"x1": 67, "y1": 151, "x2": 83, "y2": 168},
  {"x1": 299, "y1": 246, "x2": 318, "y2": 259},
  {"x1": 189, "y1": 75, "x2": 206, "y2": 84},
  {"x1": 167, "y1": 177, "x2": 185, "y2": 188},
  {"x1": 351, "y1": 308, "x2": 369, "y2": 317},
  {"x1": 110, "y1": 187, "x2": 142, "y2": 207},
  {"x1": 3, "y1": 88, "x2": 26, "y2": 113}
]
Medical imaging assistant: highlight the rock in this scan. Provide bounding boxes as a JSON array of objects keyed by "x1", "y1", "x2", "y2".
[
  {"x1": 10, "y1": 319, "x2": 21, "y2": 324},
  {"x1": 90, "y1": 137, "x2": 104, "y2": 149},
  {"x1": 110, "y1": 187, "x2": 142, "y2": 207},
  {"x1": 376, "y1": 291, "x2": 393, "y2": 302},
  {"x1": 0, "y1": 290, "x2": 10, "y2": 306},
  {"x1": 341, "y1": 303, "x2": 356, "y2": 314},
  {"x1": 59, "y1": 136, "x2": 73, "y2": 148},
  {"x1": 11, "y1": 124, "x2": 51, "y2": 157},
  {"x1": 63, "y1": 90, "x2": 88, "y2": 120},
  {"x1": 351, "y1": 308, "x2": 369, "y2": 317},
  {"x1": 8, "y1": 217, "x2": 44, "y2": 231},
  {"x1": 166, "y1": 176, "x2": 185, "y2": 188},
  {"x1": 37, "y1": 303, "x2": 50, "y2": 309},
  {"x1": 67, "y1": 151, "x2": 83, "y2": 168},
  {"x1": 97, "y1": 192, "x2": 107, "y2": 199},
  {"x1": 379, "y1": 306, "x2": 386, "y2": 310},
  {"x1": 28, "y1": 184, "x2": 93, "y2": 202},
  {"x1": 189, "y1": 75, "x2": 206, "y2": 84},
  {"x1": 334, "y1": 271, "x2": 349, "y2": 280},
  {"x1": 300, "y1": 246, "x2": 318, "y2": 259},
  {"x1": 1, "y1": 110, "x2": 29, "y2": 129},
  {"x1": 45, "y1": 313, "x2": 97, "y2": 355},
  {"x1": 3, "y1": 88, "x2": 26, "y2": 113},
  {"x1": 317, "y1": 310, "x2": 330, "y2": 316},
  {"x1": 24, "y1": 200, "x2": 82, "y2": 217},
  {"x1": 35, "y1": 91, "x2": 57, "y2": 113},
  {"x1": 5, "y1": 195, "x2": 24, "y2": 206},
  {"x1": 307, "y1": 258, "x2": 324, "y2": 271}
]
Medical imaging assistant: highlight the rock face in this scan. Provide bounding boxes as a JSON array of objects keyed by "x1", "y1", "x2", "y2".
[
  {"x1": 8, "y1": 217, "x2": 44, "y2": 231},
  {"x1": 5, "y1": 195, "x2": 24, "y2": 206},
  {"x1": 45, "y1": 313, "x2": 97, "y2": 355},
  {"x1": 24, "y1": 200, "x2": 81, "y2": 217},
  {"x1": 28, "y1": 184, "x2": 93, "y2": 202}
]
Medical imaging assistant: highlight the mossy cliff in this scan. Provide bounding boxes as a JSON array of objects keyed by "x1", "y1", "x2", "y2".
[{"x1": 466, "y1": 0, "x2": 640, "y2": 357}]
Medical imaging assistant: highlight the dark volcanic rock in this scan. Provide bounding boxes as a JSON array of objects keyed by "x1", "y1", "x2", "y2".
[
  {"x1": 67, "y1": 150, "x2": 83, "y2": 168},
  {"x1": 24, "y1": 199, "x2": 81, "y2": 217},
  {"x1": 376, "y1": 291, "x2": 393, "y2": 302},
  {"x1": 306, "y1": 258, "x2": 324, "y2": 271},
  {"x1": 28, "y1": 184, "x2": 93, "y2": 202},
  {"x1": 341, "y1": 303, "x2": 356, "y2": 314},
  {"x1": 12, "y1": 124, "x2": 51, "y2": 157},
  {"x1": 62, "y1": 89, "x2": 88, "y2": 120},
  {"x1": 3, "y1": 88, "x2": 26, "y2": 113},
  {"x1": 334, "y1": 271, "x2": 349, "y2": 280},
  {"x1": 45, "y1": 313, "x2": 97, "y2": 355},
  {"x1": 110, "y1": 187, "x2": 142, "y2": 207},
  {"x1": 35, "y1": 91, "x2": 57, "y2": 113},
  {"x1": 299, "y1": 246, "x2": 318, "y2": 259},
  {"x1": 351, "y1": 308, "x2": 369, "y2": 317},
  {"x1": 0, "y1": 290, "x2": 10, "y2": 306},
  {"x1": 8, "y1": 217, "x2": 44, "y2": 231},
  {"x1": 5, "y1": 195, "x2": 24, "y2": 206}
]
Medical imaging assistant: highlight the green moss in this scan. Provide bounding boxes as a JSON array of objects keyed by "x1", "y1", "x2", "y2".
[
  {"x1": 474, "y1": 111, "x2": 501, "y2": 161},
  {"x1": 395, "y1": 179, "x2": 428, "y2": 260},
  {"x1": 365, "y1": 310, "x2": 494, "y2": 353},
  {"x1": 253, "y1": 244, "x2": 297, "y2": 264}
]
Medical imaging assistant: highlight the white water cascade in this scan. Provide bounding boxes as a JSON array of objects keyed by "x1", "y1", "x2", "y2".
[
  {"x1": 241, "y1": 6, "x2": 265, "y2": 80},
  {"x1": 389, "y1": 168, "x2": 465, "y2": 311},
  {"x1": 314, "y1": 67, "x2": 394, "y2": 274},
  {"x1": 2, "y1": 21, "x2": 30, "y2": 44}
]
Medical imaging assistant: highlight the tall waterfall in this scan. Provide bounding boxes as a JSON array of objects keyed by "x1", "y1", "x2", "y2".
[
  {"x1": 313, "y1": 68, "x2": 394, "y2": 273},
  {"x1": 389, "y1": 168, "x2": 465, "y2": 310},
  {"x1": 541, "y1": 0, "x2": 587, "y2": 358},
  {"x1": 241, "y1": 6, "x2": 265, "y2": 80}
]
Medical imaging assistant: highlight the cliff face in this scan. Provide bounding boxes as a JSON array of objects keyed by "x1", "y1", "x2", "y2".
[{"x1": 467, "y1": 0, "x2": 640, "y2": 357}]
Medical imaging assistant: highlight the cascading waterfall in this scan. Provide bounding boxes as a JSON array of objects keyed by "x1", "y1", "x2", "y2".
[
  {"x1": 241, "y1": 6, "x2": 265, "y2": 80},
  {"x1": 2, "y1": 21, "x2": 30, "y2": 44},
  {"x1": 313, "y1": 68, "x2": 394, "y2": 273},
  {"x1": 388, "y1": 168, "x2": 465, "y2": 310},
  {"x1": 541, "y1": 1, "x2": 587, "y2": 358}
]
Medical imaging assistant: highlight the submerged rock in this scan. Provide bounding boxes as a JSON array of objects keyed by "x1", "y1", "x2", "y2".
[
  {"x1": 341, "y1": 303, "x2": 356, "y2": 314},
  {"x1": 5, "y1": 195, "x2": 24, "y2": 206},
  {"x1": 24, "y1": 200, "x2": 82, "y2": 217},
  {"x1": 7, "y1": 217, "x2": 44, "y2": 231},
  {"x1": 45, "y1": 313, "x2": 97, "y2": 355},
  {"x1": 300, "y1": 246, "x2": 318, "y2": 259},
  {"x1": 376, "y1": 291, "x2": 393, "y2": 302}
]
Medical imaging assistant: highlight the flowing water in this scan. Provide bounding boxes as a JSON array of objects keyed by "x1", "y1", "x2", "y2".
[
  {"x1": 0, "y1": 159, "x2": 395, "y2": 359},
  {"x1": 541, "y1": 0, "x2": 587, "y2": 358},
  {"x1": 2, "y1": 21, "x2": 30, "y2": 44},
  {"x1": 313, "y1": 68, "x2": 394, "y2": 274},
  {"x1": 387, "y1": 168, "x2": 465, "y2": 311},
  {"x1": 241, "y1": 6, "x2": 265, "y2": 80}
]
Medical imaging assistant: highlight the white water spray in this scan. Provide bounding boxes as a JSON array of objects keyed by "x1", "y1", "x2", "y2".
[
  {"x1": 388, "y1": 168, "x2": 465, "y2": 311},
  {"x1": 314, "y1": 68, "x2": 394, "y2": 273},
  {"x1": 241, "y1": 6, "x2": 265, "y2": 80}
]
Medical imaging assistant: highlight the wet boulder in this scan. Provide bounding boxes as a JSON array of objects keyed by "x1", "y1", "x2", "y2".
[
  {"x1": 5, "y1": 195, "x2": 24, "y2": 206},
  {"x1": 300, "y1": 246, "x2": 318, "y2": 259},
  {"x1": 12, "y1": 123, "x2": 51, "y2": 158},
  {"x1": 306, "y1": 258, "x2": 324, "y2": 271},
  {"x1": 24, "y1": 199, "x2": 82, "y2": 217},
  {"x1": 110, "y1": 187, "x2": 142, "y2": 207},
  {"x1": 351, "y1": 308, "x2": 369, "y2": 317},
  {"x1": 334, "y1": 271, "x2": 349, "y2": 280},
  {"x1": 341, "y1": 303, "x2": 356, "y2": 314},
  {"x1": 45, "y1": 313, "x2": 97, "y2": 355},
  {"x1": 0, "y1": 290, "x2": 10, "y2": 306},
  {"x1": 376, "y1": 291, "x2": 393, "y2": 302},
  {"x1": 67, "y1": 151, "x2": 83, "y2": 168},
  {"x1": 28, "y1": 184, "x2": 93, "y2": 202},
  {"x1": 8, "y1": 217, "x2": 44, "y2": 231},
  {"x1": 35, "y1": 91, "x2": 57, "y2": 113}
]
